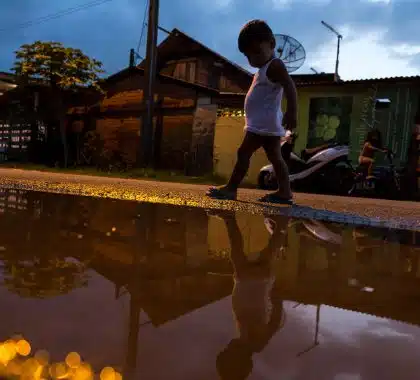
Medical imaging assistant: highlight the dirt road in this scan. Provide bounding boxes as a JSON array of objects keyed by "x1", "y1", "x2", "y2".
[{"x1": 0, "y1": 168, "x2": 418, "y2": 230}]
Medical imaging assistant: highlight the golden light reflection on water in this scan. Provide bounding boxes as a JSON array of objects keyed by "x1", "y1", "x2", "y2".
[{"x1": 0, "y1": 337, "x2": 122, "y2": 379}]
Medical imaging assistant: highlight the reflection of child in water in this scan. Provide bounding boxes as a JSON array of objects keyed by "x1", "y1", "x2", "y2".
[{"x1": 214, "y1": 212, "x2": 287, "y2": 380}]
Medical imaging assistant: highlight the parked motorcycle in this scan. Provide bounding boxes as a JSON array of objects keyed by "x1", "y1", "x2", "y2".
[
  {"x1": 258, "y1": 131, "x2": 354, "y2": 195},
  {"x1": 348, "y1": 149, "x2": 401, "y2": 199}
]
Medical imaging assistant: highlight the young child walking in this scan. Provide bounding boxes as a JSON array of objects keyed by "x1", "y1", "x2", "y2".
[{"x1": 207, "y1": 20, "x2": 298, "y2": 204}]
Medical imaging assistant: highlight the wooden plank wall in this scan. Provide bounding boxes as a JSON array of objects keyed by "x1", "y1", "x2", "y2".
[
  {"x1": 89, "y1": 72, "x2": 201, "y2": 169},
  {"x1": 159, "y1": 114, "x2": 194, "y2": 171}
]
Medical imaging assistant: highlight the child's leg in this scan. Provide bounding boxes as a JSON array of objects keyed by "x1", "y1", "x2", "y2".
[
  {"x1": 207, "y1": 133, "x2": 261, "y2": 199},
  {"x1": 227, "y1": 133, "x2": 262, "y2": 189},
  {"x1": 262, "y1": 137, "x2": 292, "y2": 200},
  {"x1": 359, "y1": 156, "x2": 374, "y2": 177},
  {"x1": 260, "y1": 216, "x2": 288, "y2": 260},
  {"x1": 367, "y1": 158, "x2": 374, "y2": 177}
]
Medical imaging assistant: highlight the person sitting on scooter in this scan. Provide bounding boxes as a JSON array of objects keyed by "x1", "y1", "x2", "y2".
[{"x1": 359, "y1": 129, "x2": 387, "y2": 179}]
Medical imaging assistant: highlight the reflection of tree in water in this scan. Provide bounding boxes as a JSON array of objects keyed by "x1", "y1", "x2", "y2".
[
  {"x1": 0, "y1": 192, "x2": 95, "y2": 298},
  {"x1": 1, "y1": 256, "x2": 89, "y2": 298}
]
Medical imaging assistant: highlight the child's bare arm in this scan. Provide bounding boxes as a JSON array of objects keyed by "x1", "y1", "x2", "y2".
[
  {"x1": 366, "y1": 142, "x2": 386, "y2": 152},
  {"x1": 266, "y1": 59, "x2": 298, "y2": 129}
]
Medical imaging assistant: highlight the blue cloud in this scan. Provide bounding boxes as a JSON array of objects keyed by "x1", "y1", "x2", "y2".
[{"x1": 0, "y1": 0, "x2": 419, "y2": 75}]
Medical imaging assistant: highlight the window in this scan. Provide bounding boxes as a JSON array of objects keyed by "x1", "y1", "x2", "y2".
[
  {"x1": 219, "y1": 76, "x2": 227, "y2": 90},
  {"x1": 174, "y1": 62, "x2": 186, "y2": 80},
  {"x1": 187, "y1": 61, "x2": 196, "y2": 83},
  {"x1": 173, "y1": 60, "x2": 196, "y2": 82}
]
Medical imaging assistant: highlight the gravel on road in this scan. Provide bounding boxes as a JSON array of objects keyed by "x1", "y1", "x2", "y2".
[{"x1": 0, "y1": 168, "x2": 418, "y2": 231}]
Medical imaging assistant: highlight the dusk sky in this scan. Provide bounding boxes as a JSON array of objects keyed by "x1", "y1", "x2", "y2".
[{"x1": 1, "y1": 0, "x2": 419, "y2": 80}]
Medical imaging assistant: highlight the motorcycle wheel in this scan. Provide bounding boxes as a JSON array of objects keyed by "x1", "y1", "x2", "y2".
[
  {"x1": 380, "y1": 175, "x2": 402, "y2": 200},
  {"x1": 340, "y1": 170, "x2": 357, "y2": 196},
  {"x1": 326, "y1": 164, "x2": 355, "y2": 195},
  {"x1": 258, "y1": 171, "x2": 277, "y2": 190}
]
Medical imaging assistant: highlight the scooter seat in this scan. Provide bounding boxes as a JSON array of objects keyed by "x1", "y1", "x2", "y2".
[{"x1": 301, "y1": 143, "x2": 332, "y2": 161}]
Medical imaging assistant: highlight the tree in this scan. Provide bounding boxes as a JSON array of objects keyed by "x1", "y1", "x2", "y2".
[
  {"x1": 12, "y1": 41, "x2": 104, "y2": 167},
  {"x1": 1, "y1": 256, "x2": 89, "y2": 298}
]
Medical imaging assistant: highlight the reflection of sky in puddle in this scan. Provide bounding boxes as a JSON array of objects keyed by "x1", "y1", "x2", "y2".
[
  {"x1": 0, "y1": 188, "x2": 418, "y2": 378},
  {"x1": 334, "y1": 375, "x2": 362, "y2": 380},
  {"x1": 293, "y1": 303, "x2": 417, "y2": 344}
]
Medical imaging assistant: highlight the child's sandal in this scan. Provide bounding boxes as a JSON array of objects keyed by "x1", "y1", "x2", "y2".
[{"x1": 206, "y1": 187, "x2": 237, "y2": 201}]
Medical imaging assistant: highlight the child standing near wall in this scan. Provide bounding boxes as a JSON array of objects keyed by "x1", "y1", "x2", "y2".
[
  {"x1": 358, "y1": 129, "x2": 387, "y2": 179},
  {"x1": 206, "y1": 20, "x2": 298, "y2": 204}
]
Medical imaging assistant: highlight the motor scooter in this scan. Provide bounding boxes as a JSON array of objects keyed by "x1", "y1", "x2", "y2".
[
  {"x1": 348, "y1": 150, "x2": 401, "y2": 199},
  {"x1": 258, "y1": 131, "x2": 353, "y2": 195}
]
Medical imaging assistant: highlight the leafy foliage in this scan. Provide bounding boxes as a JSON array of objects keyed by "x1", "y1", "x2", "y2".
[
  {"x1": 1, "y1": 257, "x2": 89, "y2": 298},
  {"x1": 12, "y1": 41, "x2": 105, "y2": 167},
  {"x1": 83, "y1": 128, "x2": 137, "y2": 172},
  {"x1": 12, "y1": 41, "x2": 104, "y2": 90}
]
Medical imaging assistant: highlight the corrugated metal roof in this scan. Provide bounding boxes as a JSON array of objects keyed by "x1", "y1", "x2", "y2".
[{"x1": 344, "y1": 75, "x2": 420, "y2": 84}]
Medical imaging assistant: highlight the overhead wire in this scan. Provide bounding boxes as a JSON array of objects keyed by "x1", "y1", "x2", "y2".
[
  {"x1": 136, "y1": 0, "x2": 149, "y2": 55},
  {"x1": 0, "y1": 0, "x2": 114, "y2": 32}
]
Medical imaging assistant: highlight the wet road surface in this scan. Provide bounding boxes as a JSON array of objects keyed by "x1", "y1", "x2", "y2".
[
  {"x1": 0, "y1": 168, "x2": 419, "y2": 230},
  {"x1": 0, "y1": 187, "x2": 419, "y2": 379}
]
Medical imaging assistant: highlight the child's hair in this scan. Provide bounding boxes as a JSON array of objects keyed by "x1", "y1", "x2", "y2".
[
  {"x1": 365, "y1": 129, "x2": 382, "y2": 147},
  {"x1": 238, "y1": 20, "x2": 275, "y2": 53}
]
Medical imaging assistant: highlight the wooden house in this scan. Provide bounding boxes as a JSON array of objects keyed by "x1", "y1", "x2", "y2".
[
  {"x1": 0, "y1": 66, "x2": 221, "y2": 172},
  {"x1": 0, "y1": 30, "x2": 338, "y2": 173},
  {"x1": 92, "y1": 31, "x2": 337, "y2": 174},
  {"x1": 85, "y1": 66, "x2": 220, "y2": 173},
  {"x1": 139, "y1": 28, "x2": 253, "y2": 93}
]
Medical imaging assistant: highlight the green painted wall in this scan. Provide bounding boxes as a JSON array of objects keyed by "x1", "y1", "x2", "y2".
[
  {"x1": 296, "y1": 84, "x2": 418, "y2": 165},
  {"x1": 294, "y1": 86, "x2": 369, "y2": 161},
  {"x1": 374, "y1": 86, "x2": 418, "y2": 166},
  {"x1": 213, "y1": 83, "x2": 418, "y2": 182}
]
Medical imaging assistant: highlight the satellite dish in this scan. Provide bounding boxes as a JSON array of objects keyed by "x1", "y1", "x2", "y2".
[{"x1": 274, "y1": 34, "x2": 306, "y2": 73}]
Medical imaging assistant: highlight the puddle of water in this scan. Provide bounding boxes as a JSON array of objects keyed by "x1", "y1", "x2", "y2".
[{"x1": 0, "y1": 187, "x2": 419, "y2": 379}]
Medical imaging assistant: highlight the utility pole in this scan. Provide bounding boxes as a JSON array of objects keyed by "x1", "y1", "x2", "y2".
[
  {"x1": 129, "y1": 48, "x2": 143, "y2": 68},
  {"x1": 140, "y1": 0, "x2": 160, "y2": 167},
  {"x1": 129, "y1": 48, "x2": 135, "y2": 68},
  {"x1": 321, "y1": 21, "x2": 342, "y2": 82}
]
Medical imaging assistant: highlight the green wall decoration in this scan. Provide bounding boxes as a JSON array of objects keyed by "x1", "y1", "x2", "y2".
[{"x1": 307, "y1": 96, "x2": 353, "y2": 148}]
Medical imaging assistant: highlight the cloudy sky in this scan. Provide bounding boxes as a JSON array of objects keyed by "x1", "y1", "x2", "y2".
[{"x1": 0, "y1": 0, "x2": 419, "y2": 80}]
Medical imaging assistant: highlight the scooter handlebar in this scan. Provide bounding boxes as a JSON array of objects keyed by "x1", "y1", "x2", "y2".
[{"x1": 285, "y1": 129, "x2": 298, "y2": 139}]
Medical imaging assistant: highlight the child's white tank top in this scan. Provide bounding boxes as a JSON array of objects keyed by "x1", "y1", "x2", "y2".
[{"x1": 244, "y1": 58, "x2": 285, "y2": 137}]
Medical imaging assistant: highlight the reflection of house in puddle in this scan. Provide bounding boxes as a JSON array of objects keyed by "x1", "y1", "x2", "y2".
[
  {"x1": 0, "y1": 188, "x2": 419, "y2": 326},
  {"x1": 80, "y1": 201, "x2": 233, "y2": 326},
  {"x1": 0, "y1": 190, "x2": 420, "y2": 373},
  {"x1": 0, "y1": 189, "x2": 233, "y2": 324},
  {"x1": 0, "y1": 188, "x2": 29, "y2": 212},
  {"x1": 209, "y1": 214, "x2": 420, "y2": 324}
]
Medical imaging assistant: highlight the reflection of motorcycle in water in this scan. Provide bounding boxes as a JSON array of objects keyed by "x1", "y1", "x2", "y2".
[
  {"x1": 299, "y1": 219, "x2": 343, "y2": 246},
  {"x1": 264, "y1": 215, "x2": 420, "y2": 360},
  {"x1": 294, "y1": 217, "x2": 420, "y2": 282},
  {"x1": 258, "y1": 131, "x2": 354, "y2": 195}
]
